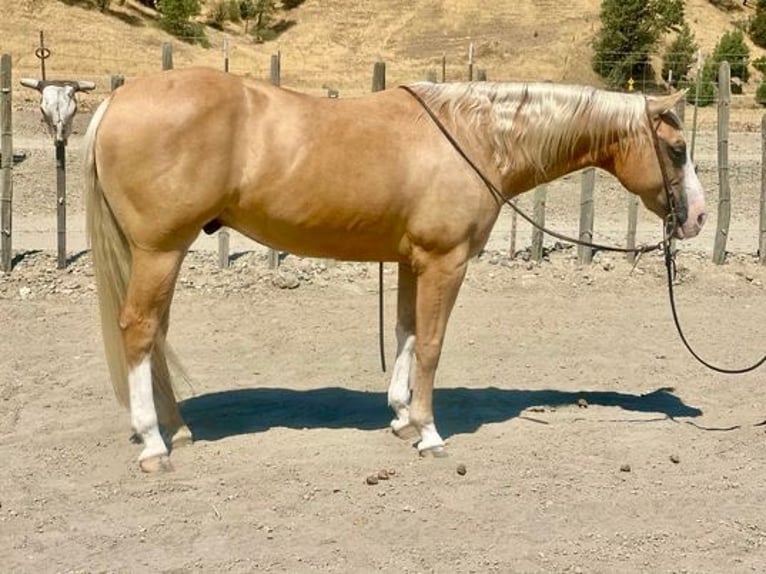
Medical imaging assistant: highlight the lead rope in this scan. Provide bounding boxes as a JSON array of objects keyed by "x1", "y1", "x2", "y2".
[
  {"x1": 378, "y1": 262, "x2": 386, "y2": 372},
  {"x1": 646, "y1": 109, "x2": 766, "y2": 374}
]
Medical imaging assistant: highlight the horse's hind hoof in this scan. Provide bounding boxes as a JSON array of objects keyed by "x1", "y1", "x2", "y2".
[
  {"x1": 170, "y1": 425, "x2": 193, "y2": 449},
  {"x1": 140, "y1": 454, "x2": 174, "y2": 473}
]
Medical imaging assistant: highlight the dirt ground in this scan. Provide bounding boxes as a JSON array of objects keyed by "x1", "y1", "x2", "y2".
[{"x1": 3, "y1": 104, "x2": 766, "y2": 573}]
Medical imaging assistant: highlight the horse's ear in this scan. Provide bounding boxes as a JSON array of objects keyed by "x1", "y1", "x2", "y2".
[{"x1": 647, "y1": 90, "x2": 686, "y2": 118}]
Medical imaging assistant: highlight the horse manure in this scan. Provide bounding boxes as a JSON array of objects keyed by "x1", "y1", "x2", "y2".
[
  {"x1": 377, "y1": 469, "x2": 390, "y2": 480},
  {"x1": 365, "y1": 474, "x2": 379, "y2": 486},
  {"x1": 456, "y1": 463, "x2": 467, "y2": 476},
  {"x1": 619, "y1": 463, "x2": 631, "y2": 473}
]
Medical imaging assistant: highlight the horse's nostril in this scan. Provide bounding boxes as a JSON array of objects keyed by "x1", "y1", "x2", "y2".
[{"x1": 697, "y1": 212, "x2": 707, "y2": 228}]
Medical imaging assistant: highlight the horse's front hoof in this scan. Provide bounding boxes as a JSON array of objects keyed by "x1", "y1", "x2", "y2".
[
  {"x1": 391, "y1": 418, "x2": 419, "y2": 440},
  {"x1": 140, "y1": 454, "x2": 174, "y2": 473}
]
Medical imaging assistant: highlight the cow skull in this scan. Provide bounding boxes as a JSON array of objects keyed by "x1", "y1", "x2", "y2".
[{"x1": 20, "y1": 79, "x2": 96, "y2": 144}]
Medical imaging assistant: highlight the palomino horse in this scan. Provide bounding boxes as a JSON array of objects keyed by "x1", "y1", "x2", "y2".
[{"x1": 83, "y1": 68, "x2": 706, "y2": 472}]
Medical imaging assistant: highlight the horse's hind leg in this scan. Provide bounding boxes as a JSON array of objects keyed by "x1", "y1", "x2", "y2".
[
  {"x1": 389, "y1": 262, "x2": 418, "y2": 438},
  {"x1": 152, "y1": 348, "x2": 192, "y2": 449},
  {"x1": 152, "y1": 308, "x2": 192, "y2": 449},
  {"x1": 122, "y1": 248, "x2": 184, "y2": 472}
]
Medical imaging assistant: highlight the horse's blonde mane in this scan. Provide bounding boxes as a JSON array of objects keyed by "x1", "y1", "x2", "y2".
[{"x1": 412, "y1": 82, "x2": 650, "y2": 179}]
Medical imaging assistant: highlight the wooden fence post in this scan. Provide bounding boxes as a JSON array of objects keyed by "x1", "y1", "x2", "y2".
[
  {"x1": 55, "y1": 141, "x2": 67, "y2": 269},
  {"x1": 467, "y1": 43, "x2": 474, "y2": 81},
  {"x1": 372, "y1": 61, "x2": 386, "y2": 92},
  {"x1": 441, "y1": 54, "x2": 446, "y2": 83},
  {"x1": 760, "y1": 113, "x2": 766, "y2": 264},
  {"x1": 218, "y1": 38, "x2": 231, "y2": 269},
  {"x1": 162, "y1": 43, "x2": 173, "y2": 70},
  {"x1": 625, "y1": 195, "x2": 639, "y2": 263},
  {"x1": 713, "y1": 61, "x2": 731, "y2": 265},
  {"x1": 110, "y1": 74, "x2": 124, "y2": 91},
  {"x1": 530, "y1": 185, "x2": 547, "y2": 262},
  {"x1": 1, "y1": 54, "x2": 12, "y2": 272},
  {"x1": 578, "y1": 168, "x2": 595, "y2": 264},
  {"x1": 267, "y1": 52, "x2": 281, "y2": 270}
]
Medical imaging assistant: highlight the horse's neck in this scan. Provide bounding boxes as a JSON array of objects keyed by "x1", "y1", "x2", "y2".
[{"x1": 493, "y1": 100, "x2": 637, "y2": 196}]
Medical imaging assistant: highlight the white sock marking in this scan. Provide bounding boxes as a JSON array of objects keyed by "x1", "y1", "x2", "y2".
[{"x1": 129, "y1": 355, "x2": 167, "y2": 461}]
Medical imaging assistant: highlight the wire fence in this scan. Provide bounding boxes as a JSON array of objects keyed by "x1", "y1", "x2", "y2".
[{"x1": 3, "y1": 44, "x2": 766, "y2": 271}]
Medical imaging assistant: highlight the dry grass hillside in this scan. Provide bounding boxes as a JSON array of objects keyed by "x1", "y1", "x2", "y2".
[{"x1": 1, "y1": 0, "x2": 765, "y2": 101}]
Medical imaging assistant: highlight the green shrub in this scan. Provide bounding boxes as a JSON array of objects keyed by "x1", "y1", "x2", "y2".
[{"x1": 756, "y1": 81, "x2": 766, "y2": 106}]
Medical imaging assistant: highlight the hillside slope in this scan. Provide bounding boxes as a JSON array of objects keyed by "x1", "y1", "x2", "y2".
[{"x1": 1, "y1": 0, "x2": 763, "y2": 98}]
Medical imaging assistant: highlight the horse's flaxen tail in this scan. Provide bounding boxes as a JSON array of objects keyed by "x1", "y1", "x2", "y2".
[{"x1": 84, "y1": 98, "x2": 183, "y2": 409}]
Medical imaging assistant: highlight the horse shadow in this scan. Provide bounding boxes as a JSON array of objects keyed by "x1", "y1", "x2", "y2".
[{"x1": 179, "y1": 386, "x2": 702, "y2": 443}]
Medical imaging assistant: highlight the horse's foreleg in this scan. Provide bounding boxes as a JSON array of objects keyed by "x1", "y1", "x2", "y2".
[
  {"x1": 122, "y1": 249, "x2": 184, "y2": 472},
  {"x1": 401, "y1": 251, "x2": 468, "y2": 456},
  {"x1": 388, "y1": 262, "x2": 418, "y2": 439}
]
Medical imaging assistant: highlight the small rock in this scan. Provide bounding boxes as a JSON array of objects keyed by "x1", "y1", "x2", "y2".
[
  {"x1": 377, "y1": 469, "x2": 390, "y2": 480},
  {"x1": 669, "y1": 454, "x2": 680, "y2": 464},
  {"x1": 365, "y1": 474, "x2": 379, "y2": 486},
  {"x1": 456, "y1": 463, "x2": 467, "y2": 476},
  {"x1": 272, "y1": 271, "x2": 300, "y2": 289},
  {"x1": 19, "y1": 287, "x2": 32, "y2": 300},
  {"x1": 620, "y1": 463, "x2": 631, "y2": 473},
  {"x1": 577, "y1": 398, "x2": 588, "y2": 409}
]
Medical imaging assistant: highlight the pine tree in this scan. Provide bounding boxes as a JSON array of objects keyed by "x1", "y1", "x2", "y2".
[
  {"x1": 712, "y1": 29, "x2": 750, "y2": 83},
  {"x1": 157, "y1": 0, "x2": 207, "y2": 45},
  {"x1": 592, "y1": 0, "x2": 685, "y2": 88}
]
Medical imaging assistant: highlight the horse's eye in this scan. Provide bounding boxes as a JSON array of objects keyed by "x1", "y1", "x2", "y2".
[{"x1": 668, "y1": 144, "x2": 686, "y2": 165}]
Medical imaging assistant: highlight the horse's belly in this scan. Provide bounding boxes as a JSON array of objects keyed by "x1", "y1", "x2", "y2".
[{"x1": 225, "y1": 209, "x2": 405, "y2": 262}]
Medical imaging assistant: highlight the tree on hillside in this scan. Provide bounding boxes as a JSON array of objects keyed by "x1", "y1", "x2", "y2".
[
  {"x1": 662, "y1": 22, "x2": 698, "y2": 87},
  {"x1": 157, "y1": 0, "x2": 208, "y2": 45},
  {"x1": 240, "y1": 0, "x2": 304, "y2": 42},
  {"x1": 592, "y1": 0, "x2": 685, "y2": 89},
  {"x1": 712, "y1": 28, "x2": 750, "y2": 82},
  {"x1": 251, "y1": 0, "x2": 277, "y2": 40},
  {"x1": 749, "y1": 0, "x2": 766, "y2": 47}
]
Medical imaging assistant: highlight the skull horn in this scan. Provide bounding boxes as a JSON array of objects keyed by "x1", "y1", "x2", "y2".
[
  {"x1": 74, "y1": 80, "x2": 96, "y2": 92},
  {"x1": 20, "y1": 78, "x2": 43, "y2": 91}
]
